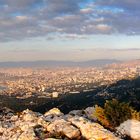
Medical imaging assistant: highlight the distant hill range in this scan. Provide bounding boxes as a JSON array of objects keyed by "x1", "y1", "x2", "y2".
[{"x1": 0, "y1": 59, "x2": 121, "y2": 68}]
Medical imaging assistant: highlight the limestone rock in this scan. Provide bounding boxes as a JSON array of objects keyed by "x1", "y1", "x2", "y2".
[
  {"x1": 0, "y1": 107, "x2": 122, "y2": 140},
  {"x1": 18, "y1": 128, "x2": 36, "y2": 140},
  {"x1": 69, "y1": 110, "x2": 84, "y2": 116},
  {"x1": 47, "y1": 119, "x2": 81, "y2": 139},
  {"x1": 21, "y1": 109, "x2": 39, "y2": 122},
  {"x1": 84, "y1": 107, "x2": 97, "y2": 121},
  {"x1": 67, "y1": 116, "x2": 120, "y2": 140},
  {"x1": 44, "y1": 108, "x2": 64, "y2": 122},
  {"x1": 44, "y1": 108, "x2": 63, "y2": 117},
  {"x1": 117, "y1": 119, "x2": 140, "y2": 140}
]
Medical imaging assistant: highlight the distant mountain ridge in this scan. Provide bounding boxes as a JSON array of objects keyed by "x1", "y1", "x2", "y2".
[{"x1": 0, "y1": 59, "x2": 121, "y2": 68}]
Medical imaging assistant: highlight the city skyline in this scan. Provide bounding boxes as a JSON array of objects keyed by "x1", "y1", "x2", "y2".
[{"x1": 0, "y1": 0, "x2": 140, "y2": 61}]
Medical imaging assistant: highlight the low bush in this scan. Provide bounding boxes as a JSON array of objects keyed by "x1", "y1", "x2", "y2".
[
  {"x1": 94, "y1": 99, "x2": 140, "y2": 129},
  {"x1": 104, "y1": 99, "x2": 132, "y2": 128}
]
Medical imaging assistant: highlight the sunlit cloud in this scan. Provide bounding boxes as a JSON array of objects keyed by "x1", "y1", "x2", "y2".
[{"x1": 0, "y1": 0, "x2": 140, "y2": 41}]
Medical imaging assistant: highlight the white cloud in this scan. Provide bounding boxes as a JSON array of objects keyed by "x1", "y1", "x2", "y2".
[{"x1": 0, "y1": 0, "x2": 140, "y2": 42}]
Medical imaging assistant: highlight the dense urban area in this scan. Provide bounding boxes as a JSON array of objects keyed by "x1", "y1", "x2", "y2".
[
  {"x1": 0, "y1": 60, "x2": 140, "y2": 99},
  {"x1": 0, "y1": 60, "x2": 140, "y2": 140}
]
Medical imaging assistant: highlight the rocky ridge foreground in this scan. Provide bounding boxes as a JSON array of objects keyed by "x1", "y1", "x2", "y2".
[{"x1": 0, "y1": 107, "x2": 122, "y2": 140}]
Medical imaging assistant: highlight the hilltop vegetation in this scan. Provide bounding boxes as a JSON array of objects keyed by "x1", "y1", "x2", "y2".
[{"x1": 94, "y1": 99, "x2": 140, "y2": 129}]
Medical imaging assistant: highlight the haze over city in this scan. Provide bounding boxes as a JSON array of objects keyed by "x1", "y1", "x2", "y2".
[{"x1": 0, "y1": 0, "x2": 140, "y2": 61}]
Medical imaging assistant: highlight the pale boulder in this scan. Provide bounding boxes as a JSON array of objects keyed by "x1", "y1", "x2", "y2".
[{"x1": 117, "y1": 119, "x2": 140, "y2": 140}]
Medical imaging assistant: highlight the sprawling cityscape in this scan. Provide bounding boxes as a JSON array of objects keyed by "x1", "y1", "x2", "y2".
[
  {"x1": 0, "y1": 61, "x2": 139, "y2": 99},
  {"x1": 0, "y1": 60, "x2": 140, "y2": 140}
]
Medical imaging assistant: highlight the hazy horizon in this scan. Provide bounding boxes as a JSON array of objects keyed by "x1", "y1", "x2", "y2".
[
  {"x1": 1, "y1": 0, "x2": 140, "y2": 61},
  {"x1": 0, "y1": 56, "x2": 139, "y2": 63}
]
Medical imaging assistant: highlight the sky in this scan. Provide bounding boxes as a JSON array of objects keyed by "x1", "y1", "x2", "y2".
[{"x1": 0, "y1": 0, "x2": 140, "y2": 61}]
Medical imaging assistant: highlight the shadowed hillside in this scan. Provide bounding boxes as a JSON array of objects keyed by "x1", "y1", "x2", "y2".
[{"x1": 0, "y1": 76, "x2": 140, "y2": 114}]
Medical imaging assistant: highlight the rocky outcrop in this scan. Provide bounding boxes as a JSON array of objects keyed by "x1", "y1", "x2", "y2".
[
  {"x1": 117, "y1": 119, "x2": 140, "y2": 140},
  {"x1": 67, "y1": 116, "x2": 119, "y2": 140},
  {"x1": 0, "y1": 107, "x2": 121, "y2": 140},
  {"x1": 47, "y1": 119, "x2": 81, "y2": 139}
]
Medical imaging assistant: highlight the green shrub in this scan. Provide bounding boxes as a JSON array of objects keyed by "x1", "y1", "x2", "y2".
[
  {"x1": 104, "y1": 99, "x2": 132, "y2": 128},
  {"x1": 94, "y1": 99, "x2": 140, "y2": 129}
]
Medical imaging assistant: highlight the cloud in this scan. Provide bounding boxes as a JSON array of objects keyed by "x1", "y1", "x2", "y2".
[
  {"x1": 96, "y1": 0, "x2": 140, "y2": 11},
  {"x1": 44, "y1": 0, "x2": 83, "y2": 15},
  {"x1": 0, "y1": 0, "x2": 40, "y2": 8},
  {"x1": 0, "y1": 0, "x2": 140, "y2": 42}
]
